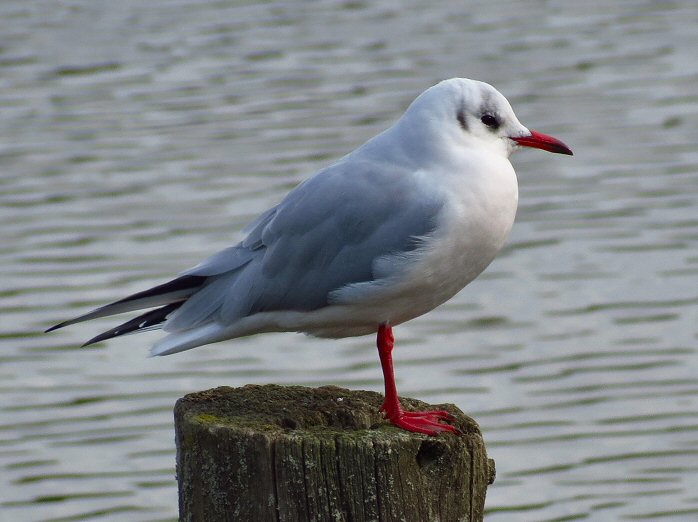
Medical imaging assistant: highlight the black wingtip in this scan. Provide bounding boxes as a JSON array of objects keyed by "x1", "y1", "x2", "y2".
[
  {"x1": 43, "y1": 275, "x2": 205, "y2": 336},
  {"x1": 45, "y1": 322, "x2": 67, "y2": 334},
  {"x1": 80, "y1": 302, "x2": 182, "y2": 348},
  {"x1": 81, "y1": 334, "x2": 108, "y2": 348}
]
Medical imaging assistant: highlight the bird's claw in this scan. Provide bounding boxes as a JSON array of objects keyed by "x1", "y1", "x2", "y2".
[{"x1": 381, "y1": 405, "x2": 459, "y2": 436}]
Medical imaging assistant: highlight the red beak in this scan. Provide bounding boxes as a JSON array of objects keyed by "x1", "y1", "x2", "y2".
[{"x1": 512, "y1": 130, "x2": 573, "y2": 155}]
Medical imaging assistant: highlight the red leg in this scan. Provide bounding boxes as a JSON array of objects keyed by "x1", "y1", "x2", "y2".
[{"x1": 376, "y1": 324, "x2": 458, "y2": 436}]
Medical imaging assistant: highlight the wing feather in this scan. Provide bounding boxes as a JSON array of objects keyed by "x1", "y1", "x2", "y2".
[{"x1": 45, "y1": 275, "x2": 205, "y2": 332}]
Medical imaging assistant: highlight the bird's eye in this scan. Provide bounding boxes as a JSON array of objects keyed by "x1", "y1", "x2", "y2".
[{"x1": 480, "y1": 113, "x2": 500, "y2": 129}]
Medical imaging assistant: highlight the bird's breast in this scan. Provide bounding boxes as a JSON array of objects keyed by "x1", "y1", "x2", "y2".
[{"x1": 384, "y1": 157, "x2": 519, "y2": 323}]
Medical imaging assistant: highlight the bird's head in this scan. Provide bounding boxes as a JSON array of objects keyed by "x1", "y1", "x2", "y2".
[{"x1": 401, "y1": 78, "x2": 573, "y2": 159}]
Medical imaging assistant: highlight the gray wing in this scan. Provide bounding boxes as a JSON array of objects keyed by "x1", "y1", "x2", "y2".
[{"x1": 167, "y1": 159, "x2": 443, "y2": 330}]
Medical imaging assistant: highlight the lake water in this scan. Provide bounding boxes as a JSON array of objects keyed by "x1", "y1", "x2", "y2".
[{"x1": 1, "y1": 1, "x2": 697, "y2": 521}]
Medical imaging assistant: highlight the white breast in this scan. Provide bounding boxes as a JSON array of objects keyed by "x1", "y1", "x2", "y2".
[{"x1": 382, "y1": 153, "x2": 519, "y2": 323}]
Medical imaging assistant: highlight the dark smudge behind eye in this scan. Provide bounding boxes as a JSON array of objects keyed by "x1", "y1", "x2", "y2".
[{"x1": 457, "y1": 108, "x2": 468, "y2": 131}]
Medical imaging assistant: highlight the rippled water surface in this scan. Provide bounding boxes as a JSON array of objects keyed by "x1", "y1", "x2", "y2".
[{"x1": 2, "y1": 1, "x2": 697, "y2": 520}]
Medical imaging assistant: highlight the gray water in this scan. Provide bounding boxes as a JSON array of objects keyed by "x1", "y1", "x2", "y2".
[{"x1": 1, "y1": 1, "x2": 697, "y2": 520}]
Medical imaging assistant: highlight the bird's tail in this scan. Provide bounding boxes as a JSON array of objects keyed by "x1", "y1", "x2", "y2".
[{"x1": 149, "y1": 322, "x2": 231, "y2": 357}]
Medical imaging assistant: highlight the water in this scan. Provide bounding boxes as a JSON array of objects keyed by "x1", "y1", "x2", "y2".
[{"x1": 1, "y1": 1, "x2": 697, "y2": 520}]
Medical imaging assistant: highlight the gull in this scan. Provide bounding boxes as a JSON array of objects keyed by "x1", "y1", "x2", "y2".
[{"x1": 47, "y1": 78, "x2": 572, "y2": 436}]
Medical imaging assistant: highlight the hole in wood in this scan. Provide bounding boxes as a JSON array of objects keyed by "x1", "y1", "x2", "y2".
[{"x1": 416, "y1": 439, "x2": 447, "y2": 469}]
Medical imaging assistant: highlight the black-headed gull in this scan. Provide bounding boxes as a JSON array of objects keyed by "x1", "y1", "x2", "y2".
[{"x1": 48, "y1": 78, "x2": 572, "y2": 436}]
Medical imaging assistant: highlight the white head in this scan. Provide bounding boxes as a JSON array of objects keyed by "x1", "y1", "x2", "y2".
[{"x1": 397, "y1": 78, "x2": 572, "y2": 159}]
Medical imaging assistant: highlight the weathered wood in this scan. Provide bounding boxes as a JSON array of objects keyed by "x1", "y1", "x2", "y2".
[{"x1": 175, "y1": 384, "x2": 495, "y2": 522}]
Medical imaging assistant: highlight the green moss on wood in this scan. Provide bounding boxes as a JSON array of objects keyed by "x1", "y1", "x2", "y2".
[
  {"x1": 177, "y1": 384, "x2": 481, "y2": 438},
  {"x1": 175, "y1": 384, "x2": 494, "y2": 522}
]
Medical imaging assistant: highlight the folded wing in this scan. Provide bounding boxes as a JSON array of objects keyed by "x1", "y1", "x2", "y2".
[{"x1": 48, "y1": 158, "x2": 444, "y2": 350}]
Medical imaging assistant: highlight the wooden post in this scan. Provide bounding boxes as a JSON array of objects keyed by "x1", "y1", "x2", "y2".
[{"x1": 174, "y1": 384, "x2": 495, "y2": 522}]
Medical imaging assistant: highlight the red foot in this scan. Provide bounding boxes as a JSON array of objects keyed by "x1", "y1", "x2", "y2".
[
  {"x1": 376, "y1": 324, "x2": 459, "y2": 436},
  {"x1": 380, "y1": 402, "x2": 459, "y2": 436}
]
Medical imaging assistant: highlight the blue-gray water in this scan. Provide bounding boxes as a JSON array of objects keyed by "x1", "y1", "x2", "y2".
[{"x1": 1, "y1": 1, "x2": 697, "y2": 521}]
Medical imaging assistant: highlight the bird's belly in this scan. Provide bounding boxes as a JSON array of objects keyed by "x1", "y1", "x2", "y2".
[{"x1": 386, "y1": 232, "x2": 508, "y2": 324}]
